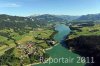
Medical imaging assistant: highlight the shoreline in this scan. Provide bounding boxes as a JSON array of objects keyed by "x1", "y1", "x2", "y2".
[{"x1": 26, "y1": 44, "x2": 59, "y2": 66}]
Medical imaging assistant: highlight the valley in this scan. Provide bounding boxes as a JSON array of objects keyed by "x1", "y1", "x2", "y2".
[{"x1": 0, "y1": 14, "x2": 100, "y2": 66}]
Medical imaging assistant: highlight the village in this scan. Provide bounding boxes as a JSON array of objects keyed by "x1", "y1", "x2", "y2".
[{"x1": 0, "y1": 27, "x2": 57, "y2": 66}]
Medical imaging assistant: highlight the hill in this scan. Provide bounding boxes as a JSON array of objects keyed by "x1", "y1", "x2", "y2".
[
  {"x1": 0, "y1": 14, "x2": 49, "y2": 34},
  {"x1": 30, "y1": 14, "x2": 67, "y2": 23},
  {"x1": 66, "y1": 24, "x2": 100, "y2": 66},
  {"x1": 75, "y1": 13, "x2": 100, "y2": 21},
  {"x1": 56, "y1": 15, "x2": 79, "y2": 21}
]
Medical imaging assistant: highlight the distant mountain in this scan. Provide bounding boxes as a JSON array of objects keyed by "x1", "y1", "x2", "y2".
[
  {"x1": 30, "y1": 14, "x2": 66, "y2": 22},
  {"x1": 55, "y1": 15, "x2": 80, "y2": 21},
  {"x1": 31, "y1": 14, "x2": 79, "y2": 22},
  {"x1": 76, "y1": 14, "x2": 100, "y2": 21}
]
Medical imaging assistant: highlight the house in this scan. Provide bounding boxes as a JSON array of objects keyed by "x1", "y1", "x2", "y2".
[{"x1": 46, "y1": 40, "x2": 56, "y2": 46}]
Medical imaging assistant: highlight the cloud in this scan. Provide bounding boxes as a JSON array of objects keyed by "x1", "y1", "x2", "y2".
[{"x1": 0, "y1": 3, "x2": 21, "y2": 7}]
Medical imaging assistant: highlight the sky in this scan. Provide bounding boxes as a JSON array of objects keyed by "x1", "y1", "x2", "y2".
[{"x1": 0, "y1": 0, "x2": 100, "y2": 16}]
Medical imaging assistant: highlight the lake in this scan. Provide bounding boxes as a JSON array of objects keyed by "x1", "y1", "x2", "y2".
[{"x1": 34, "y1": 24, "x2": 85, "y2": 66}]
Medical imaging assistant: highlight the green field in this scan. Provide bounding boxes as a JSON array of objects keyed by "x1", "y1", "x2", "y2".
[
  {"x1": 0, "y1": 27, "x2": 56, "y2": 66},
  {"x1": 68, "y1": 24, "x2": 100, "y2": 39}
]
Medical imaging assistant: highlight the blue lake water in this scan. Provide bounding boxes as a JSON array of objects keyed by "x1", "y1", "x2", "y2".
[{"x1": 34, "y1": 24, "x2": 85, "y2": 66}]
